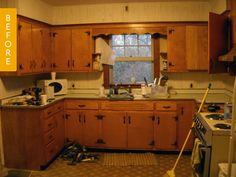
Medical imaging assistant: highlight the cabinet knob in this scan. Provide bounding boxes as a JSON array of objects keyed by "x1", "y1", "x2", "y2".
[
  {"x1": 85, "y1": 63, "x2": 91, "y2": 67},
  {"x1": 19, "y1": 64, "x2": 24, "y2": 70},
  {"x1": 168, "y1": 29, "x2": 175, "y2": 34},
  {"x1": 169, "y1": 62, "x2": 175, "y2": 67}
]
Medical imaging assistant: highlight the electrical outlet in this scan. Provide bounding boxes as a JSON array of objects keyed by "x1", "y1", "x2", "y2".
[{"x1": 190, "y1": 83, "x2": 193, "y2": 88}]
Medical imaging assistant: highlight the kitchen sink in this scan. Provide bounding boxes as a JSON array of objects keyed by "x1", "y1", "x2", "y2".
[{"x1": 107, "y1": 94, "x2": 134, "y2": 100}]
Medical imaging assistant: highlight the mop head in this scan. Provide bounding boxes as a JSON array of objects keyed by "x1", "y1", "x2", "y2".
[{"x1": 163, "y1": 170, "x2": 175, "y2": 177}]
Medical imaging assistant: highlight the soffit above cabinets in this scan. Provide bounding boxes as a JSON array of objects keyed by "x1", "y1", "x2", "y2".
[{"x1": 41, "y1": 0, "x2": 209, "y2": 6}]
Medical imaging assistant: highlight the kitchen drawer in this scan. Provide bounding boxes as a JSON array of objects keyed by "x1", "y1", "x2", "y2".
[
  {"x1": 155, "y1": 101, "x2": 177, "y2": 111},
  {"x1": 101, "y1": 101, "x2": 154, "y2": 111},
  {"x1": 45, "y1": 140, "x2": 57, "y2": 162},
  {"x1": 42, "y1": 101, "x2": 64, "y2": 118},
  {"x1": 65, "y1": 100, "x2": 99, "y2": 110},
  {"x1": 43, "y1": 129, "x2": 55, "y2": 146},
  {"x1": 42, "y1": 117, "x2": 55, "y2": 132}
]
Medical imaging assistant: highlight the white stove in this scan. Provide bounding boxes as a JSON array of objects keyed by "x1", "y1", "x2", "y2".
[{"x1": 193, "y1": 112, "x2": 234, "y2": 177}]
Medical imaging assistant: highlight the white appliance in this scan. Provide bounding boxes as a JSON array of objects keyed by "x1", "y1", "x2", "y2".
[{"x1": 37, "y1": 79, "x2": 68, "y2": 96}]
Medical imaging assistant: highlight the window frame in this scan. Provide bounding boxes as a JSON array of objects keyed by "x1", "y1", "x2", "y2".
[{"x1": 103, "y1": 34, "x2": 160, "y2": 88}]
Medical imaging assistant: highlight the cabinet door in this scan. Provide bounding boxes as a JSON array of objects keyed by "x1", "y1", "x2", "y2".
[
  {"x1": 65, "y1": 110, "x2": 82, "y2": 143},
  {"x1": 72, "y1": 29, "x2": 92, "y2": 71},
  {"x1": 32, "y1": 24, "x2": 43, "y2": 73},
  {"x1": 42, "y1": 26, "x2": 52, "y2": 72},
  {"x1": 154, "y1": 112, "x2": 177, "y2": 150},
  {"x1": 54, "y1": 110, "x2": 65, "y2": 152},
  {"x1": 186, "y1": 25, "x2": 208, "y2": 70},
  {"x1": 101, "y1": 111, "x2": 127, "y2": 148},
  {"x1": 18, "y1": 20, "x2": 32, "y2": 74},
  {"x1": 52, "y1": 29, "x2": 71, "y2": 72},
  {"x1": 208, "y1": 12, "x2": 228, "y2": 73},
  {"x1": 167, "y1": 26, "x2": 187, "y2": 72},
  {"x1": 177, "y1": 101, "x2": 196, "y2": 151},
  {"x1": 82, "y1": 110, "x2": 100, "y2": 147},
  {"x1": 127, "y1": 111, "x2": 154, "y2": 149}
]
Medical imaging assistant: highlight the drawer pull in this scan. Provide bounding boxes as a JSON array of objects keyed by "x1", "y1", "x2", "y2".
[
  {"x1": 78, "y1": 105, "x2": 86, "y2": 108},
  {"x1": 163, "y1": 106, "x2": 171, "y2": 109}
]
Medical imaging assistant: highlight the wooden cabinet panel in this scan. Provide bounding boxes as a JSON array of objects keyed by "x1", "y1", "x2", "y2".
[
  {"x1": 127, "y1": 111, "x2": 154, "y2": 149},
  {"x1": 167, "y1": 26, "x2": 187, "y2": 72},
  {"x1": 101, "y1": 111, "x2": 127, "y2": 148},
  {"x1": 65, "y1": 99, "x2": 99, "y2": 110},
  {"x1": 208, "y1": 12, "x2": 228, "y2": 73},
  {"x1": 18, "y1": 20, "x2": 32, "y2": 74},
  {"x1": 177, "y1": 101, "x2": 196, "y2": 151},
  {"x1": 54, "y1": 111, "x2": 65, "y2": 152},
  {"x1": 32, "y1": 24, "x2": 42, "y2": 73},
  {"x1": 72, "y1": 29, "x2": 92, "y2": 71},
  {"x1": 65, "y1": 110, "x2": 82, "y2": 143},
  {"x1": 42, "y1": 26, "x2": 52, "y2": 72},
  {"x1": 154, "y1": 112, "x2": 177, "y2": 150},
  {"x1": 186, "y1": 25, "x2": 208, "y2": 70},
  {"x1": 82, "y1": 110, "x2": 100, "y2": 147},
  {"x1": 43, "y1": 129, "x2": 55, "y2": 146},
  {"x1": 52, "y1": 29, "x2": 71, "y2": 71}
]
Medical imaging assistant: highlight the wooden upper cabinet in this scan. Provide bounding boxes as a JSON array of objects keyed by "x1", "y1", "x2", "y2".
[
  {"x1": 18, "y1": 19, "x2": 32, "y2": 74},
  {"x1": 17, "y1": 17, "x2": 51, "y2": 75},
  {"x1": 52, "y1": 29, "x2": 72, "y2": 72},
  {"x1": 32, "y1": 24, "x2": 43, "y2": 73},
  {"x1": 186, "y1": 25, "x2": 208, "y2": 70},
  {"x1": 167, "y1": 26, "x2": 187, "y2": 72},
  {"x1": 41, "y1": 26, "x2": 52, "y2": 72},
  {"x1": 72, "y1": 29, "x2": 92, "y2": 72},
  {"x1": 52, "y1": 28, "x2": 92, "y2": 72},
  {"x1": 208, "y1": 12, "x2": 228, "y2": 73}
]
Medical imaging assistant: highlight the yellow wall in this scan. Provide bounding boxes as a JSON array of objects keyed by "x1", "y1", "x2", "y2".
[{"x1": 209, "y1": 0, "x2": 227, "y2": 14}]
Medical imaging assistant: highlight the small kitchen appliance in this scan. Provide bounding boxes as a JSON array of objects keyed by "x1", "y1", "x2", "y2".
[{"x1": 37, "y1": 79, "x2": 68, "y2": 96}]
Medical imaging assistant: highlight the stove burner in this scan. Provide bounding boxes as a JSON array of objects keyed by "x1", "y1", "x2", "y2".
[
  {"x1": 205, "y1": 113, "x2": 224, "y2": 120},
  {"x1": 214, "y1": 123, "x2": 231, "y2": 129}
]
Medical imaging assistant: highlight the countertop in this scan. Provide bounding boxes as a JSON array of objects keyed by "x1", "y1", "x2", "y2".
[{"x1": 0, "y1": 91, "x2": 231, "y2": 109}]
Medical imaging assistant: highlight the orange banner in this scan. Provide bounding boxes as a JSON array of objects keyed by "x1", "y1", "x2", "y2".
[{"x1": 0, "y1": 8, "x2": 17, "y2": 71}]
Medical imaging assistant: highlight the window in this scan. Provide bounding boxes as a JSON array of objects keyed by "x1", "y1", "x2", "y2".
[{"x1": 110, "y1": 34, "x2": 153, "y2": 85}]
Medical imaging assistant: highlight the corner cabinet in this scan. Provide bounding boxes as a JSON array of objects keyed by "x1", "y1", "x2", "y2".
[
  {"x1": 1, "y1": 101, "x2": 65, "y2": 170},
  {"x1": 17, "y1": 17, "x2": 52, "y2": 75},
  {"x1": 52, "y1": 28, "x2": 92, "y2": 72}
]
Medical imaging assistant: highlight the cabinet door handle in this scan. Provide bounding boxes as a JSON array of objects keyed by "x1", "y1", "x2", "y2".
[
  {"x1": 157, "y1": 116, "x2": 160, "y2": 124},
  {"x1": 72, "y1": 60, "x2": 75, "y2": 67},
  {"x1": 123, "y1": 116, "x2": 126, "y2": 124},
  {"x1": 128, "y1": 116, "x2": 131, "y2": 124},
  {"x1": 85, "y1": 63, "x2": 90, "y2": 67},
  {"x1": 79, "y1": 114, "x2": 81, "y2": 122},
  {"x1": 78, "y1": 105, "x2": 85, "y2": 108},
  {"x1": 84, "y1": 115, "x2": 86, "y2": 123},
  {"x1": 163, "y1": 106, "x2": 171, "y2": 109},
  {"x1": 68, "y1": 60, "x2": 70, "y2": 67}
]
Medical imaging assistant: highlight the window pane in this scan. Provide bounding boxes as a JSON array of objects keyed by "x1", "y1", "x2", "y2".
[
  {"x1": 112, "y1": 35, "x2": 124, "y2": 45},
  {"x1": 113, "y1": 61, "x2": 153, "y2": 84},
  {"x1": 125, "y1": 46, "x2": 138, "y2": 57},
  {"x1": 113, "y1": 47, "x2": 124, "y2": 57},
  {"x1": 125, "y1": 34, "x2": 138, "y2": 45},
  {"x1": 139, "y1": 46, "x2": 151, "y2": 57},
  {"x1": 139, "y1": 34, "x2": 151, "y2": 45}
]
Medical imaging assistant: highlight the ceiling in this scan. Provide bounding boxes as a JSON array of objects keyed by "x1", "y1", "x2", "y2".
[{"x1": 41, "y1": 0, "x2": 209, "y2": 6}]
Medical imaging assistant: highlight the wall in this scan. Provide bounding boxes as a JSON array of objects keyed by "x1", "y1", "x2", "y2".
[
  {"x1": 52, "y1": 1, "x2": 210, "y2": 25},
  {"x1": 209, "y1": 0, "x2": 227, "y2": 14}
]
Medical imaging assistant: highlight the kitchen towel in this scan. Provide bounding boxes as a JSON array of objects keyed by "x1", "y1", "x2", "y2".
[
  {"x1": 95, "y1": 37, "x2": 116, "y2": 65},
  {"x1": 191, "y1": 138, "x2": 202, "y2": 168}
]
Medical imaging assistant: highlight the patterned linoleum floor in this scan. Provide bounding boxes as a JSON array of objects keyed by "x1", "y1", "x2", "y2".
[{"x1": 2, "y1": 153, "x2": 193, "y2": 177}]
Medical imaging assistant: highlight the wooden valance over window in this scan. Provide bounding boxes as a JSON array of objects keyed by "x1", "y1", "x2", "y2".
[{"x1": 92, "y1": 27, "x2": 167, "y2": 37}]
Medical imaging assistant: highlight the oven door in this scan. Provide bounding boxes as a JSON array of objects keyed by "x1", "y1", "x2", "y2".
[{"x1": 193, "y1": 145, "x2": 211, "y2": 177}]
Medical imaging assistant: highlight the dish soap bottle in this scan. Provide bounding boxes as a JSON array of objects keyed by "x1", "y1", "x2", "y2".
[{"x1": 224, "y1": 102, "x2": 230, "y2": 119}]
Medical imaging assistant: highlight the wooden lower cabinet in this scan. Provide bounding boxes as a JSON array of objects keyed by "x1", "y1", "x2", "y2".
[
  {"x1": 65, "y1": 110, "x2": 100, "y2": 147},
  {"x1": 154, "y1": 112, "x2": 178, "y2": 150},
  {"x1": 1, "y1": 101, "x2": 65, "y2": 170},
  {"x1": 100, "y1": 111, "x2": 154, "y2": 150},
  {"x1": 101, "y1": 111, "x2": 127, "y2": 148},
  {"x1": 127, "y1": 111, "x2": 154, "y2": 149},
  {"x1": 177, "y1": 100, "x2": 196, "y2": 151}
]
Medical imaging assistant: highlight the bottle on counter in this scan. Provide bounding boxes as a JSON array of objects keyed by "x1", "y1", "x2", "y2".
[{"x1": 224, "y1": 102, "x2": 232, "y2": 119}]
